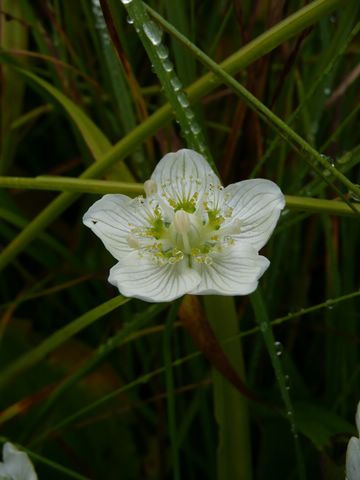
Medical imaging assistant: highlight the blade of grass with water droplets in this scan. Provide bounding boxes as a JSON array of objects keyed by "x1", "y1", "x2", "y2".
[
  {"x1": 250, "y1": 289, "x2": 306, "y2": 480},
  {"x1": 117, "y1": 0, "x2": 214, "y2": 167}
]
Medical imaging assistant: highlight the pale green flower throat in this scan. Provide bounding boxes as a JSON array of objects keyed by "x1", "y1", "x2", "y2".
[{"x1": 127, "y1": 177, "x2": 241, "y2": 267}]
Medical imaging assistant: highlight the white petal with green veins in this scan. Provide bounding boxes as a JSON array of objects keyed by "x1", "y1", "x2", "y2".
[
  {"x1": 225, "y1": 179, "x2": 285, "y2": 251},
  {"x1": 109, "y1": 252, "x2": 201, "y2": 302}
]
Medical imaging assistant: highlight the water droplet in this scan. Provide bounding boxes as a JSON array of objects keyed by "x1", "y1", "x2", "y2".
[
  {"x1": 324, "y1": 87, "x2": 331, "y2": 96},
  {"x1": 121, "y1": 0, "x2": 133, "y2": 4},
  {"x1": 170, "y1": 76, "x2": 182, "y2": 91},
  {"x1": 157, "y1": 44, "x2": 168, "y2": 59},
  {"x1": 162, "y1": 59, "x2": 173, "y2": 72},
  {"x1": 284, "y1": 374, "x2": 290, "y2": 390},
  {"x1": 320, "y1": 153, "x2": 335, "y2": 169},
  {"x1": 191, "y1": 122, "x2": 201, "y2": 135},
  {"x1": 324, "y1": 299, "x2": 334, "y2": 310},
  {"x1": 185, "y1": 108, "x2": 195, "y2": 120},
  {"x1": 126, "y1": 16, "x2": 133, "y2": 24},
  {"x1": 143, "y1": 20, "x2": 162, "y2": 46},
  {"x1": 178, "y1": 92, "x2": 190, "y2": 107},
  {"x1": 198, "y1": 142, "x2": 207, "y2": 153},
  {"x1": 274, "y1": 341, "x2": 283, "y2": 356}
]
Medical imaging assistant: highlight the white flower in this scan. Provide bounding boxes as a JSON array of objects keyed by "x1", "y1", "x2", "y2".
[
  {"x1": 346, "y1": 401, "x2": 360, "y2": 480},
  {"x1": 0, "y1": 442, "x2": 37, "y2": 480},
  {"x1": 83, "y1": 149, "x2": 285, "y2": 302}
]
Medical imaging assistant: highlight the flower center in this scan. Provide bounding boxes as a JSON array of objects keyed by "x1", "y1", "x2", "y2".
[{"x1": 128, "y1": 184, "x2": 240, "y2": 266}]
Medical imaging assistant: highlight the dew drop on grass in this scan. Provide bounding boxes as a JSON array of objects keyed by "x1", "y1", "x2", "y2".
[
  {"x1": 198, "y1": 141, "x2": 207, "y2": 154},
  {"x1": 143, "y1": 20, "x2": 162, "y2": 46},
  {"x1": 274, "y1": 340, "x2": 283, "y2": 356},
  {"x1": 178, "y1": 92, "x2": 190, "y2": 107},
  {"x1": 121, "y1": 0, "x2": 133, "y2": 4},
  {"x1": 126, "y1": 16, "x2": 134, "y2": 24},
  {"x1": 157, "y1": 44, "x2": 168, "y2": 59},
  {"x1": 324, "y1": 87, "x2": 331, "y2": 96},
  {"x1": 191, "y1": 123, "x2": 201, "y2": 135},
  {"x1": 185, "y1": 108, "x2": 195, "y2": 120},
  {"x1": 170, "y1": 76, "x2": 182, "y2": 91},
  {"x1": 163, "y1": 59, "x2": 173, "y2": 72}
]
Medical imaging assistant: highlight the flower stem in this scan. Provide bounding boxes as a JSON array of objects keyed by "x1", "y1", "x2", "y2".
[
  {"x1": 163, "y1": 299, "x2": 182, "y2": 480},
  {"x1": 204, "y1": 296, "x2": 252, "y2": 480}
]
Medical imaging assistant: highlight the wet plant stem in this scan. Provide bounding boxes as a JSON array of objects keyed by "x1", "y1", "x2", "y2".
[{"x1": 204, "y1": 296, "x2": 252, "y2": 480}]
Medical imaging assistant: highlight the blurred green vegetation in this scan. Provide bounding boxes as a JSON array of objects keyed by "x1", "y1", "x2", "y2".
[{"x1": 0, "y1": 0, "x2": 359, "y2": 479}]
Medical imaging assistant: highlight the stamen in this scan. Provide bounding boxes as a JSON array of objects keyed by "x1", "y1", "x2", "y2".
[
  {"x1": 127, "y1": 234, "x2": 140, "y2": 249},
  {"x1": 144, "y1": 179, "x2": 157, "y2": 197}
]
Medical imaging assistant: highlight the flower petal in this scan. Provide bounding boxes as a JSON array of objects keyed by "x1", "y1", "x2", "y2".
[
  {"x1": 346, "y1": 437, "x2": 360, "y2": 480},
  {"x1": 108, "y1": 253, "x2": 201, "y2": 302},
  {"x1": 151, "y1": 149, "x2": 220, "y2": 209},
  {"x1": 225, "y1": 179, "x2": 285, "y2": 251},
  {"x1": 190, "y1": 244, "x2": 269, "y2": 296},
  {"x1": 83, "y1": 194, "x2": 145, "y2": 261},
  {"x1": 1, "y1": 443, "x2": 37, "y2": 480}
]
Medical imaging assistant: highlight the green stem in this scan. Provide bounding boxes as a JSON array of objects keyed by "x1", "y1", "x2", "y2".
[
  {"x1": 204, "y1": 296, "x2": 252, "y2": 480},
  {"x1": 0, "y1": 175, "x2": 143, "y2": 196},
  {"x1": 163, "y1": 300, "x2": 182, "y2": 480},
  {"x1": 1, "y1": 176, "x2": 359, "y2": 216},
  {"x1": 284, "y1": 195, "x2": 360, "y2": 216}
]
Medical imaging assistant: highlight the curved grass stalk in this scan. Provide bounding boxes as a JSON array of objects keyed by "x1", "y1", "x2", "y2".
[{"x1": 1, "y1": 176, "x2": 359, "y2": 216}]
